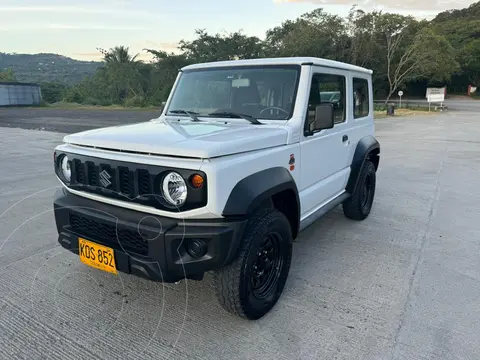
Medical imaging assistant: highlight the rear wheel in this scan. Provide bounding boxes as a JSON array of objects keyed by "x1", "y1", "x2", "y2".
[
  {"x1": 343, "y1": 160, "x2": 376, "y2": 220},
  {"x1": 214, "y1": 208, "x2": 292, "y2": 320}
]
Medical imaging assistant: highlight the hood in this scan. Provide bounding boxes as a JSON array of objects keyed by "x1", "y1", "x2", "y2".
[{"x1": 63, "y1": 119, "x2": 289, "y2": 159}]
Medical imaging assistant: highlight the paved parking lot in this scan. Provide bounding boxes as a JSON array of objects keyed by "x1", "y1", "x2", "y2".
[{"x1": 1, "y1": 111, "x2": 479, "y2": 359}]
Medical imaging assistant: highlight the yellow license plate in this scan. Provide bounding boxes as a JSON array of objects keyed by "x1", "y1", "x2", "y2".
[{"x1": 78, "y1": 238, "x2": 117, "y2": 275}]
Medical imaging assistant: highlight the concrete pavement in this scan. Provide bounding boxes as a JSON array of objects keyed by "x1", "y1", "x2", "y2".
[{"x1": 1, "y1": 112, "x2": 480, "y2": 359}]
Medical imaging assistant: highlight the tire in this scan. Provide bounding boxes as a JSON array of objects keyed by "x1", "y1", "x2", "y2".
[
  {"x1": 214, "y1": 208, "x2": 293, "y2": 320},
  {"x1": 343, "y1": 160, "x2": 376, "y2": 221}
]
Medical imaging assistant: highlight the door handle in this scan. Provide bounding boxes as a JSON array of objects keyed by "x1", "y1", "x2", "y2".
[{"x1": 342, "y1": 135, "x2": 348, "y2": 142}]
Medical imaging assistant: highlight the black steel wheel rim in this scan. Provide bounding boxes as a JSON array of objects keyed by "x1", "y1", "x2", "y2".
[
  {"x1": 361, "y1": 174, "x2": 373, "y2": 209},
  {"x1": 250, "y1": 232, "x2": 284, "y2": 300}
]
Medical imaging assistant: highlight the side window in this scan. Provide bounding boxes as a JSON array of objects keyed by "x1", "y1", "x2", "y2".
[
  {"x1": 353, "y1": 78, "x2": 369, "y2": 118},
  {"x1": 307, "y1": 73, "x2": 346, "y2": 125}
]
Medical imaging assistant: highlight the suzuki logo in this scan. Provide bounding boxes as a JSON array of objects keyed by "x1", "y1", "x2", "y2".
[{"x1": 99, "y1": 169, "x2": 112, "y2": 188}]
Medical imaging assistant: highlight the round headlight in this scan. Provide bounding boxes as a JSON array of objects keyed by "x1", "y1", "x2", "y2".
[
  {"x1": 60, "y1": 155, "x2": 71, "y2": 182},
  {"x1": 162, "y1": 172, "x2": 187, "y2": 206}
]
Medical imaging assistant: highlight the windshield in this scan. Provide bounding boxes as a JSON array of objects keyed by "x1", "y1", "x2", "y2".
[{"x1": 166, "y1": 65, "x2": 300, "y2": 120}]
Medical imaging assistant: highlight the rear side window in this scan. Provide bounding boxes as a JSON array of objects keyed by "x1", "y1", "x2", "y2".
[{"x1": 353, "y1": 78, "x2": 369, "y2": 118}]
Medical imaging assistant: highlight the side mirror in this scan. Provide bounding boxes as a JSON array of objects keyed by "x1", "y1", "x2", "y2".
[{"x1": 305, "y1": 103, "x2": 334, "y2": 135}]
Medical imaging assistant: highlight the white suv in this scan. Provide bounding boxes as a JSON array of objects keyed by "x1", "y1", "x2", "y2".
[{"x1": 53, "y1": 57, "x2": 380, "y2": 320}]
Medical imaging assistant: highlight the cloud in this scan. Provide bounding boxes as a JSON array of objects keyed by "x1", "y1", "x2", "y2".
[
  {"x1": 272, "y1": 0, "x2": 477, "y2": 12},
  {"x1": 72, "y1": 50, "x2": 155, "y2": 61},
  {"x1": 47, "y1": 24, "x2": 151, "y2": 31},
  {"x1": 141, "y1": 41, "x2": 180, "y2": 52},
  {"x1": 0, "y1": 6, "x2": 164, "y2": 18},
  {"x1": 0, "y1": 23, "x2": 152, "y2": 32}
]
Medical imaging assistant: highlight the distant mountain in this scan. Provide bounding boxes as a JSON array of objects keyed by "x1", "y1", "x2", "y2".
[
  {"x1": 432, "y1": 1, "x2": 480, "y2": 22},
  {"x1": 0, "y1": 53, "x2": 102, "y2": 85},
  {"x1": 430, "y1": 1, "x2": 480, "y2": 49}
]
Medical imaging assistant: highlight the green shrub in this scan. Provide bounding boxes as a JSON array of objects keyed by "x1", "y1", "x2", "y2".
[
  {"x1": 374, "y1": 103, "x2": 387, "y2": 111},
  {"x1": 124, "y1": 95, "x2": 145, "y2": 107},
  {"x1": 99, "y1": 98, "x2": 114, "y2": 106},
  {"x1": 39, "y1": 82, "x2": 67, "y2": 103},
  {"x1": 63, "y1": 88, "x2": 86, "y2": 104},
  {"x1": 84, "y1": 97, "x2": 100, "y2": 106}
]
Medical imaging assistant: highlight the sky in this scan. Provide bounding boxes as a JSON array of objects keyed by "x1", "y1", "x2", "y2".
[{"x1": 0, "y1": 0, "x2": 477, "y2": 61}]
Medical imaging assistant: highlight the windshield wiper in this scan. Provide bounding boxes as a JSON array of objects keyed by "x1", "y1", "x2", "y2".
[
  {"x1": 168, "y1": 109, "x2": 202, "y2": 122},
  {"x1": 207, "y1": 111, "x2": 262, "y2": 125}
]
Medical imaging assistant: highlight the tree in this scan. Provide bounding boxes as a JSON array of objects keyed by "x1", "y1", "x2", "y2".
[
  {"x1": 346, "y1": 7, "x2": 378, "y2": 67},
  {"x1": 0, "y1": 68, "x2": 17, "y2": 82},
  {"x1": 40, "y1": 1, "x2": 479, "y2": 107},
  {"x1": 460, "y1": 39, "x2": 480, "y2": 86},
  {"x1": 410, "y1": 28, "x2": 460, "y2": 83},
  {"x1": 92, "y1": 46, "x2": 144, "y2": 103},
  {"x1": 264, "y1": 9, "x2": 349, "y2": 61},
  {"x1": 368, "y1": 12, "x2": 458, "y2": 102},
  {"x1": 384, "y1": 27, "x2": 459, "y2": 102},
  {"x1": 97, "y1": 46, "x2": 140, "y2": 64},
  {"x1": 178, "y1": 29, "x2": 265, "y2": 62},
  {"x1": 143, "y1": 49, "x2": 193, "y2": 104}
]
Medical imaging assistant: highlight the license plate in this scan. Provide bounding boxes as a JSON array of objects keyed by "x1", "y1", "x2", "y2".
[{"x1": 78, "y1": 238, "x2": 117, "y2": 275}]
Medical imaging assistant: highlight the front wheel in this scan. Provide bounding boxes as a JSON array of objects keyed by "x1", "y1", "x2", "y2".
[
  {"x1": 343, "y1": 160, "x2": 376, "y2": 220},
  {"x1": 214, "y1": 208, "x2": 292, "y2": 320}
]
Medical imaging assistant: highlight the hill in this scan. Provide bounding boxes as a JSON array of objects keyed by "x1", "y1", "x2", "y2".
[
  {"x1": 431, "y1": 1, "x2": 480, "y2": 47},
  {"x1": 432, "y1": 1, "x2": 480, "y2": 23},
  {"x1": 0, "y1": 53, "x2": 102, "y2": 85}
]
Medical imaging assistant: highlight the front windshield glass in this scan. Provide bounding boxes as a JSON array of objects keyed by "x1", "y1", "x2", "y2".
[{"x1": 166, "y1": 65, "x2": 300, "y2": 120}]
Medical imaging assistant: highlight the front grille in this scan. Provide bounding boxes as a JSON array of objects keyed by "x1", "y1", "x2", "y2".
[
  {"x1": 138, "y1": 169, "x2": 151, "y2": 195},
  {"x1": 57, "y1": 151, "x2": 207, "y2": 211},
  {"x1": 72, "y1": 159, "x2": 152, "y2": 198},
  {"x1": 70, "y1": 213, "x2": 149, "y2": 255},
  {"x1": 70, "y1": 156, "x2": 154, "y2": 203},
  {"x1": 87, "y1": 161, "x2": 98, "y2": 186}
]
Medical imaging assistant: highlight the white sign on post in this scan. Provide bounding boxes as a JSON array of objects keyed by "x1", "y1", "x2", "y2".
[
  {"x1": 427, "y1": 93, "x2": 445, "y2": 112},
  {"x1": 426, "y1": 87, "x2": 445, "y2": 99},
  {"x1": 398, "y1": 90, "x2": 403, "y2": 108},
  {"x1": 427, "y1": 94, "x2": 444, "y2": 102}
]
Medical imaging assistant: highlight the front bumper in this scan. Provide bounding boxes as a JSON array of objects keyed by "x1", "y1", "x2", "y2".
[{"x1": 53, "y1": 188, "x2": 247, "y2": 283}]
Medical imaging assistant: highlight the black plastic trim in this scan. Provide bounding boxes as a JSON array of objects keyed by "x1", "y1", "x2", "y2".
[
  {"x1": 222, "y1": 167, "x2": 300, "y2": 230},
  {"x1": 54, "y1": 188, "x2": 246, "y2": 283},
  {"x1": 346, "y1": 135, "x2": 380, "y2": 194},
  {"x1": 299, "y1": 192, "x2": 350, "y2": 232},
  {"x1": 54, "y1": 150, "x2": 207, "y2": 212}
]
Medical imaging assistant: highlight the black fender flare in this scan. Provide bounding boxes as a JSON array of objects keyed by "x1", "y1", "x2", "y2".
[
  {"x1": 222, "y1": 167, "x2": 300, "y2": 235},
  {"x1": 346, "y1": 135, "x2": 380, "y2": 194}
]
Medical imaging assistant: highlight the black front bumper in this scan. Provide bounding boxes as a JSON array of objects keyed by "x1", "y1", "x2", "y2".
[{"x1": 53, "y1": 188, "x2": 247, "y2": 283}]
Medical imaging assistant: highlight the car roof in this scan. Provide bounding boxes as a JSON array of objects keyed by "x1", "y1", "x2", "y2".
[{"x1": 181, "y1": 57, "x2": 373, "y2": 75}]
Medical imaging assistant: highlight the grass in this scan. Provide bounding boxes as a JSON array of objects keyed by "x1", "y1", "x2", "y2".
[{"x1": 374, "y1": 107, "x2": 437, "y2": 119}]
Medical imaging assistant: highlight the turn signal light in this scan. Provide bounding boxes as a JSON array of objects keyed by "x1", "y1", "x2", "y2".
[{"x1": 190, "y1": 174, "x2": 204, "y2": 189}]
